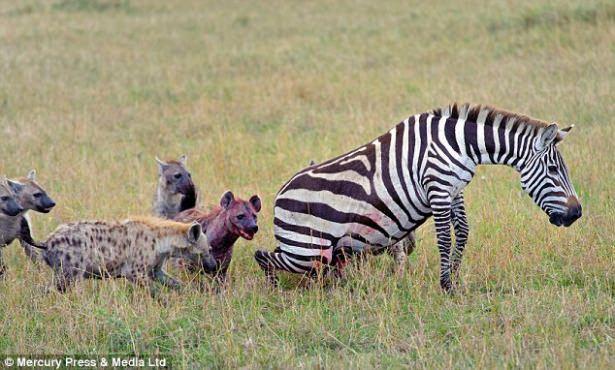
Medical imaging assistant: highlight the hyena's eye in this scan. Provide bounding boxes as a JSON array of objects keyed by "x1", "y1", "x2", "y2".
[
  {"x1": 33, "y1": 193, "x2": 43, "y2": 198},
  {"x1": 173, "y1": 173, "x2": 182, "y2": 179},
  {"x1": 0, "y1": 196, "x2": 8, "y2": 201},
  {"x1": 236, "y1": 214, "x2": 245, "y2": 220}
]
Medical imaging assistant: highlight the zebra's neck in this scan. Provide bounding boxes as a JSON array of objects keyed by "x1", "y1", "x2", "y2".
[{"x1": 454, "y1": 115, "x2": 534, "y2": 172}]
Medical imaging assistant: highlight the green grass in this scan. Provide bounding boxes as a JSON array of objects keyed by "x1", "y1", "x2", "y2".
[{"x1": 0, "y1": 0, "x2": 613, "y2": 368}]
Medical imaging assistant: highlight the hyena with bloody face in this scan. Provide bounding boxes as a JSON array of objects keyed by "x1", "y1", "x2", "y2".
[
  {"x1": 9, "y1": 170, "x2": 57, "y2": 263},
  {"x1": 38, "y1": 216, "x2": 216, "y2": 293},
  {"x1": 173, "y1": 191, "x2": 261, "y2": 283},
  {"x1": 0, "y1": 176, "x2": 27, "y2": 275},
  {"x1": 153, "y1": 155, "x2": 198, "y2": 219}
]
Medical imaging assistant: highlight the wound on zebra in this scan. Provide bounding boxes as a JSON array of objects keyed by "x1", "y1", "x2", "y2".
[
  {"x1": 172, "y1": 191, "x2": 261, "y2": 284},
  {"x1": 254, "y1": 103, "x2": 581, "y2": 292}
]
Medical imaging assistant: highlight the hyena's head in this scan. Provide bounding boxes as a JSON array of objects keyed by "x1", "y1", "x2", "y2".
[
  {"x1": 219, "y1": 191, "x2": 261, "y2": 240},
  {"x1": 519, "y1": 123, "x2": 581, "y2": 227},
  {"x1": 12, "y1": 170, "x2": 56, "y2": 213},
  {"x1": 0, "y1": 176, "x2": 24, "y2": 216},
  {"x1": 184, "y1": 222, "x2": 217, "y2": 272},
  {"x1": 155, "y1": 155, "x2": 195, "y2": 196}
]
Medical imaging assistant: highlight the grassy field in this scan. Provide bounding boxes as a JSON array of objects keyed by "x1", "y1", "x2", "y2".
[{"x1": 1, "y1": 0, "x2": 614, "y2": 368}]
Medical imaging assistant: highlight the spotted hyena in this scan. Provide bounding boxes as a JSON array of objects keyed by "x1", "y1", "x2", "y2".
[
  {"x1": 9, "y1": 170, "x2": 57, "y2": 263},
  {"x1": 173, "y1": 191, "x2": 261, "y2": 283},
  {"x1": 153, "y1": 155, "x2": 198, "y2": 219},
  {"x1": 0, "y1": 176, "x2": 29, "y2": 276},
  {"x1": 39, "y1": 216, "x2": 217, "y2": 292}
]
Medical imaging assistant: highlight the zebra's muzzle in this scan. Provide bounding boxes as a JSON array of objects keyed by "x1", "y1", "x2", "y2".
[{"x1": 549, "y1": 205, "x2": 582, "y2": 227}]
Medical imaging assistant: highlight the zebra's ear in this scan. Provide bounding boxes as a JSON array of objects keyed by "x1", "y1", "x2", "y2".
[
  {"x1": 555, "y1": 125, "x2": 574, "y2": 144},
  {"x1": 535, "y1": 123, "x2": 559, "y2": 150}
]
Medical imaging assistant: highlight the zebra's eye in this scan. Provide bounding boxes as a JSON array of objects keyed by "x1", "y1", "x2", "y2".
[{"x1": 547, "y1": 165, "x2": 558, "y2": 175}]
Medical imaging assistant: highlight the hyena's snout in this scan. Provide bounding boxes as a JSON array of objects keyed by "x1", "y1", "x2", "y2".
[{"x1": 37, "y1": 195, "x2": 56, "y2": 213}]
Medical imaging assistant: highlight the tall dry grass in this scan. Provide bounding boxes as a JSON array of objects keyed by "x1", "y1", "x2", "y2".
[{"x1": 0, "y1": 0, "x2": 613, "y2": 368}]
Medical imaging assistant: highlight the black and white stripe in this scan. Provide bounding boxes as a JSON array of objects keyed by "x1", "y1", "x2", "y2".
[{"x1": 255, "y1": 103, "x2": 581, "y2": 291}]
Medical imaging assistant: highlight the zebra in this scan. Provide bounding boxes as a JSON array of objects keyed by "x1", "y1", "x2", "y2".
[{"x1": 254, "y1": 103, "x2": 582, "y2": 292}]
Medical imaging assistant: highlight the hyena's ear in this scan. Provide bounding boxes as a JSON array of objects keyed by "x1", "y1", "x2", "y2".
[
  {"x1": 535, "y1": 123, "x2": 559, "y2": 151},
  {"x1": 555, "y1": 125, "x2": 574, "y2": 144},
  {"x1": 155, "y1": 156, "x2": 168, "y2": 173},
  {"x1": 7, "y1": 179, "x2": 24, "y2": 193},
  {"x1": 187, "y1": 222, "x2": 202, "y2": 243},
  {"x1": 220, "y1": 191, "x2": 234, "y2": 209},
  {"x1": 249, "y1": 195, "x2": 261, "y2": 212},
  {"x1": 178, "y1": 154, "x2": 187, "y2": 166},
  {"x1": 27, "y1": 169, "x2": 36, "y2": 181}
]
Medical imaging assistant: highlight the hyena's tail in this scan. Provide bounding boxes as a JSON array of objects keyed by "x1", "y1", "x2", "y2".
[{"x1": 19, "y1": 217, "x2": 47, "y2": 249}]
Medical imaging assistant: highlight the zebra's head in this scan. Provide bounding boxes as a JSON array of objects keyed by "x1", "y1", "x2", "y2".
[{"x1": 519, "y1": 123, "x2": 581, "y2": 227}]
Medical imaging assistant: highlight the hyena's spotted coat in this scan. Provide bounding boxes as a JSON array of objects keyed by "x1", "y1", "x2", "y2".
[{"x1": 40, "y1": 216, "x2": 216, "y2": 292}]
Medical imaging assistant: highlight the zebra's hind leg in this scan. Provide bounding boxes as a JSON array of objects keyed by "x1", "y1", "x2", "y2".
[
  {"x1": 254, "y1": 250, "x2": 282, "y2": 287},
  {"x1": 388, "y1": 232, "x2": 416, "y2": 273}
]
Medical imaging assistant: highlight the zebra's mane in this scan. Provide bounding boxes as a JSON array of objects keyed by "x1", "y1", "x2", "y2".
[{"x1": 432, "y1": 103, "x2": 551, "y2": 129}]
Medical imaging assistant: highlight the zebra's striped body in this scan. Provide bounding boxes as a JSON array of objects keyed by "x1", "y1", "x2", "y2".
[{"x1": 255, "y1": 103, "x2": 581, "y2": 291}]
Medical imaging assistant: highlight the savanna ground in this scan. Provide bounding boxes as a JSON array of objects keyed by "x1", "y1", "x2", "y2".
[{"x1": 0, "y1": 0, "x2": 614, "y2": 368}]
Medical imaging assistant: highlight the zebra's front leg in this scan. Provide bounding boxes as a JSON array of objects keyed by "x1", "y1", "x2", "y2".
[
  {"x1": 450, "y1": 193, "x2": 469, "y2": 283},
  {"x1": 429, "y1": 196, "x2": 454, "y2": 293}
]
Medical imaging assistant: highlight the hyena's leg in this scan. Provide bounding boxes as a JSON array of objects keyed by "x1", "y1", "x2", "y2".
[
  {"x1": 53, "y1": 269, "x2": 78, "y2": 293},
  {"x1": 450, "y1": 193, "x2": 469, "y2": 282},
  {"x1": 20, "y1": 241, "x2": 43, "y2": 264},
  {"x1": 152, "y1": 268, "x2": 182, "y2": 290},
  {"x1": 0, "y1": 248, "x2": 6, "y2": 277}
]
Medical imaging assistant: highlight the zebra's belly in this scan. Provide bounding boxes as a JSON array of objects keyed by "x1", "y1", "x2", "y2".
[{"x1": 274, "y1": 202, "x2": 427, "y2": 255}]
